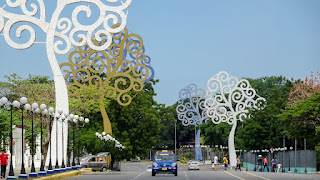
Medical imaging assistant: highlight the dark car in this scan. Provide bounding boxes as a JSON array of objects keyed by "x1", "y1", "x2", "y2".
[{"x1": 80, "y1": 156, "x2": 108, "y2": 172}]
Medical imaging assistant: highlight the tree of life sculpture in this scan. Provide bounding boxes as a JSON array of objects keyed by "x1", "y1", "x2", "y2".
[
  {"x1": 176, "y1": 84, "x2": 209, "y2": 160},
  {"x1": 204, "y1": 71, "x2": 266, "y2": 167},
  {"x1": 60, "y1": 26, "x2": 154, "y2": 134},
  {"x1": 0, "y1": 0, "x2": 132, "y2": 166}
]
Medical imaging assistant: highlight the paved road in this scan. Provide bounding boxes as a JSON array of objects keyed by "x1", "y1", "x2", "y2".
[{"x1": 66, "y1": 162, "x2": 320, "y2": 180}]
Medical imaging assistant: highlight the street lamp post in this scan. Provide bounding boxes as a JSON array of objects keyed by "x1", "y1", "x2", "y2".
[
  {"x1": 60, "y1": 112, "x2": 69, "y2": 172},
  {"x1": 289, "y1": 146, "x2": 293, "y2": 172},
  {"x1": 294, "y1": 139, "x2": 297, "y2": 173},
  {"x1": 47, "y1": 107, "x2": 55, "y2": 174},
  {"x1": 174, "y1": 120, "x2": 176, "y2": 156},
  {"x1": 29, "y1": 103, "x2": 39, "y2": 178},
  {"x1": 54, "y1": 110, "x2": 62, "y2": 173},
  {"x1": 19, "y1": 98, "x2": 29, "y2": 179},
  {"x1": 1, "y1": 97, "x2": 20, "y2": 180},
  {"x1": 38, "y1": 105, "x2": 47, "y2": 176},
  {"x1": 66, "y1": 114, "x2": 74, "y2": 171},
  {"x1": 72, "y1": 115, "x2": 79, "y2": 169},
  {"x1": 56, "y1": 109, "x2": 67, "y2": 172},
  {"x1": 76, "y1": 117, "x2": 89, "y2": 169},
  {"x1": 253, "y1": 150, "x2": 257, "y2": 171},
  {"x1": 283, "y1": 135, "x2": 286, "y2": 172},
  {"x1": 304, "y1": 138, "x2": 307, "y2": 173}
]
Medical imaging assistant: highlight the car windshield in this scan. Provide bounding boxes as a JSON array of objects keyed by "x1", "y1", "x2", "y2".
[
  {"x1": 81, "y1": 156, "x2": 92, "y2": 162},
  {"x1": 155, "y1": 153, "x2": 175, "y2": 161}
]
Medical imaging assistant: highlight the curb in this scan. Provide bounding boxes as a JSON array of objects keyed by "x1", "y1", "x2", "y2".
[{"x1": 28, "y1": 168, "x2": 92, "y2": 180}]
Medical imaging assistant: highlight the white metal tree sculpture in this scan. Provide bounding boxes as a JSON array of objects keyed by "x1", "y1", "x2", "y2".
[
  {"x1": 176, "y1": 84, "x2": 209, "y2": 126},
  {"x1": 176, "y1": 84, "x2": 209, "y2": 161},
  {"x1": 204, "y1": 71, "x2": 266, "y2": 167},
  {"x1": 0, "y1": 0, "x2": 132, "y2": 166}
]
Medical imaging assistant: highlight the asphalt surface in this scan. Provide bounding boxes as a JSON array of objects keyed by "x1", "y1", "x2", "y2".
[{"x1": 65, "y1": 162, "x2": 320, "y2": 180}]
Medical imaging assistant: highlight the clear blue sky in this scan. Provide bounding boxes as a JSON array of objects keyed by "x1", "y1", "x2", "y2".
[{"x1": 0, "y1": 0, "x2": 319, "y2": 105}]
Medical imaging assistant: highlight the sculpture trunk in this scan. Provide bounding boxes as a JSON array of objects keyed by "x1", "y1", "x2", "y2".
[
  {"x1": 100, "y1": 104, "x2": 112, "y2": 134},
  {"x1": 45, "y1": 2, "x2": 69, "y2": 166},
  {"x1": 228, "y1": 119, "x2": 237, "y2": 168}
]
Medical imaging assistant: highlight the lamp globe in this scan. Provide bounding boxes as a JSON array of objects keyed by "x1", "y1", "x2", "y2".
[
  {"x1": 1, "y1": 97, "x2": 8, "y2": 105},
  {"x1": 12, "y1": 100, "x2": 20, "y2": 108},
  {"x1": 24, "y1": 104, "x2": 31, "y2": 111},
  {"x1": 40, "y1": 104, "x2": 46, "y2": 110},
  {"x1": 48, "y1": 107, "x2": 54, "y2": 113},
  {"x1": 31, "y1": 103, "x2": 38, "y2": 110},
  {"x1": 20, "y1": 97, "x2": 27, "y2": 105}
]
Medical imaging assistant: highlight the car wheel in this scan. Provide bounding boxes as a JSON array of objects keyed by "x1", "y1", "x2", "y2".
[
  {"x1": 152, "y1": 172, "x2": 156, "y2": 176},
  {"x1": 102, "y1": 167, "x2": 107, "y2": 172},
  {"x1": 174, "y1": 172, "x2": 178, "y2": 176}
]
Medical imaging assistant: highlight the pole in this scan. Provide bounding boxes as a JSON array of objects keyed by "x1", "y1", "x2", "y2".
[
  {"x1": 40, "y1": 113, "x2": 44, "y2": 171},
  {"x1": 194, "y1": 126, "x2": 196, "y2": 160},
  {"x1": 304, "y1": 138, "x2": 307, "y2": 173},
  {"x1": 48, "y1": 114, "x2": 53, "y2": 171},
  {"x1": 8, "y1": 105, "x2": 14, "y2": 177},
  {"x1": 31, "y1": 111, "x2": 35, "y2": 173},
  {"x1": 77, "y1": 123, "x2": 80, "y2": 166},
  {"x1": 61, "y1": 118, "x2": 65, "y2": 169},
  {"x1": 55, "y1": 116, "x2": 59, "y2": 169},
  {"x1": 20, "y1": 108, "x2": 26, "y2": 175},
  {"x1": 289, "y1": 148, "x2": 291, "y2": 172},
  {"x1": 255, "y1": 152, "x2": 257, "y2": 171},
  {"x1": 294, "y1": 139, "x2": 297, "y2": 173},
  {"x1": 283, "y1": 135, "x2": 285, "y2": 172},
  {"x1": 175, "y1": 121, "x2": 176, "y2": 156},
  {"x1": 72, "y1": 122, "x2": 75, "y2": 167},
  {"x1": 67, "y1": 121, "x2": 71, "y2": 168}
]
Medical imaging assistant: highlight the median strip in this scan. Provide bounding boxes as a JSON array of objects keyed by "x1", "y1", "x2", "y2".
[{"x1": 34, "y1": 168, "x2": 92, "y2": 180}]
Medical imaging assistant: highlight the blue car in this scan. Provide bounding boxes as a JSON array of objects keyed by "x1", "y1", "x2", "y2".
[{"x1": 152, "y1": 150, "x2": 178, "y2": 176}]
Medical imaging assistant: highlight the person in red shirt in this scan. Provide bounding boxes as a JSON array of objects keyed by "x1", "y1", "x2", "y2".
[
  {"x1": 0, "y1": 149, "x2": 8, "y2": 179},
  {"x1": 263, "y1": 156, "x2": 269, "y2": 172}
]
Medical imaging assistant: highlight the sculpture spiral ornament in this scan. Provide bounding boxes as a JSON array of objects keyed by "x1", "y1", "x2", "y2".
[
  {"x1": 176, "y1": 84, "x2": 209, "y2": 126},
  {"x1": 0, "y1": 0, "x2": 132, "y2": 167},
  {"x1": 205, "y1": 71, "x2": 266, "y2": 167},
  {"x1": 60, "y1": 26, "x2": 154, "y2": 134}
]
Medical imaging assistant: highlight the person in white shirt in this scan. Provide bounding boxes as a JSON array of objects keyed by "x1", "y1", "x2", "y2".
[
  {"x1": 213, "y1": 155, "x2": 219, "y2": 171},
  {"x1": 277, "y1": 162, "x2": 282, "y2": 173}
]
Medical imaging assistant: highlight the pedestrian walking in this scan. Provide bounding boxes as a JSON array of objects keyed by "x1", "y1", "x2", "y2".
[
  {"x1": 235, "y1": 156, "x2": 241, "y2": 171},
  {"x1": 271, "y1": 157, "x2": 277, "y2": 172},
  {"x1": 256, "y1": 155, "x2": 262, "y2": 172},
  {"x1": 0, "y1": 149, "x2": 8, "y2": 179},
  {"x1": 213, "y1": 155, "x2": 219, "y2": 171},
  {"x1": 277, "y1": 161, "x2": 282, "y2": 173},
  {"x1": 223, "y1": 156, "x2": 228, "y2": 171},
  {"x1": 263, "y1": 156, "x2": 269, "y2": 172}
]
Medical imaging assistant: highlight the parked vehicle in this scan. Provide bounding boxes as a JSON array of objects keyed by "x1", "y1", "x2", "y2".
[
  {"x1": 130, "y1": 156, "x2": 141, "y2": 162},
  {"x1": 80, "y1": 156, "x2": 108, "y2": 172},
  {"x1": 188, "y1": 161, "x2": 200, "y2": 170},
  {"x1": 97, "y1": 152, "x2": 110, "y2": 157}
]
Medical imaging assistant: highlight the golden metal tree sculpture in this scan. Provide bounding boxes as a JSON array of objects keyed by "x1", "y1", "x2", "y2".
[{"x1": 60, "y1": 26, "x2": 154, "y2": 134}]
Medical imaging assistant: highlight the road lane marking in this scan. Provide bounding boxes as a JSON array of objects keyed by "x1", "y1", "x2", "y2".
[
  {"x1": 243, "y1": 171, "x2": 270, "y2": 180},
  {"x1": 224, "y1": 171, "x2": 245, "y2": 180},
  {"x1": 184, "y1": 171, "x2": 190, "y2": 180},
  {"x1": 130, "y1": 170, "x2": 146, "y2": 180}
]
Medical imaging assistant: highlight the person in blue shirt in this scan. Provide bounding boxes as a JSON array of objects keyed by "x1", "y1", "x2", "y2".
[{"x1": 271, "y1": 157, "x2": 277, "y2": 172}]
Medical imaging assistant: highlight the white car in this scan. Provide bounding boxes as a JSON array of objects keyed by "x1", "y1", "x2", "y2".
[
  {"x1": 188, "y1": 161, "x2": 200, "y2": 170},
  {"x1": 146, "y1": 165, "x2": 152, "y2": 172}
]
